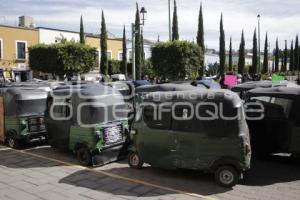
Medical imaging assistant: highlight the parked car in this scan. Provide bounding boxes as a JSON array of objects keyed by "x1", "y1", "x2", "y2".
[
  {"x1": 128, "y1": 89, "x2": 251, "y2": 187},
  {"x1": 0, "y1": 87, "x2": 48, "y2": 148},
  {"x1": 230, "y1": 80, "x2": 299, "y2": 99},
  {"x1": 245, "y1": 87, "x2": 300, "y2": 156},
  {"x1": 45, "y1": 83, "x2": 130, "y2": 166}
]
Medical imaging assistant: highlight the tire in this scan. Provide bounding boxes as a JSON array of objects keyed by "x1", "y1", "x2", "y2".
[
  {"x1": 6, "y1": 134, "x2": 22, "y2": 149},
  {"x1": 128, "y1": 152, "x2": 143, "y2": 169},
  {"x1": 214, "y1": 165, "x2": 239, "y2": 187},
  {"x1": 77, "y1": 147, "x2": 92, "y2": 166}
]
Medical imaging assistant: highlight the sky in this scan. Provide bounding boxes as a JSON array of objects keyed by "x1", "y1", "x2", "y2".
[{"x1": 0, "y1": 0, "x2": 299, "y2": 50}]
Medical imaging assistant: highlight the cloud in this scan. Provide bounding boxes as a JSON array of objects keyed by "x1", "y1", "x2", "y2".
[{"x1": 0, "y1": 0, "x2": 299, "y2": 50}]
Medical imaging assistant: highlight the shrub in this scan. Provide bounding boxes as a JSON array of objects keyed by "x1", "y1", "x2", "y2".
[
  {"x1": 151, "y1": 41, "x2": 203, "y2": 80},
  {"x1": 29, "y1": 42, "x2": 97, "y2": 77}
]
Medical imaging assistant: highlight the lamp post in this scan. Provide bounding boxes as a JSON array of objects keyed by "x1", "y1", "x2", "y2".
[
  {"x1": 257, "y1": 14, "x2": 261, "y2": 73},
  {"x1": 131, "y1": 6, "x2": 147, "y2": 81}
]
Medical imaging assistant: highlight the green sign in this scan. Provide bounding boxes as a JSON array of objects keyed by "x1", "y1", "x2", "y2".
[{"x1": 272, "y1": 75, "x2": 285, "y2": 82}]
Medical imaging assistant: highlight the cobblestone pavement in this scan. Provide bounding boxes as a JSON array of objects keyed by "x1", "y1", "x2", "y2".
[{"x1": 1, "y1": 145, "x2": 300, "y2": 200}]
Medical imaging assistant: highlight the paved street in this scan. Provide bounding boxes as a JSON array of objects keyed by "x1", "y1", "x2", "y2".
[{"x1": 1, "y1": 145, "x2": 300, "y2": 200}]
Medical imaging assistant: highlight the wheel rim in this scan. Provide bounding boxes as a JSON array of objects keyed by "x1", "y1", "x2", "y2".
[
  {"x1": 130, "y1": 154, "x2": 140, "y2": 166},
  {"x1": 8, "y1": 138, "x2": 15, "y2": 148},
  {"x1": 219, "y1": 170, "x2": 234, "y2": 185}
]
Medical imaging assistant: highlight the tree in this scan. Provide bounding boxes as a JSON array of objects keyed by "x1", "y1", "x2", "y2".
[
  {"x1": 274, "y1": 38, "x2": 279, "y2": 72},
  {"x1": 196, "y1": 2, "x2": 205, "y2": 75},
  {"x1": 79, "y1": 15, "x2": 85, "y2": 44},
  {"x1": 229, "y1": 37, "x2": 233, "y2": 72},
  {"x1": 263, "y1": 32, "x2": 269, "y2": 73},
  {"x1": 295, "y1": 35, "x2": 299, "y2": 71},
  {"x1": 151, "y1": 41, "x2": 203, "y2": 80},
  {"x1": 135, "y1": 3, "x2": 142, "y2": 79},
  {"x1": 219, "y1": 14, "x2": 225, "y2": 76},
  {"x1": 290, "y1": 40, "x2": 294, "y2": 71},
  {"x1": 141, "y1": 28, "x2": 145, "y2": 75},
  {"x1": 251, "y1": 29, "x2": 258, "y2": 74},
  {"x1": 121, "y1": 26, "x2": 127, "y2": 75},
  {"x1": 282, "y1": 40, "x2": 288, "y2": 72},
  {"x1": 29, "y1": 42, "x2": 97, "y2": 78},
  {"x1": 238, "y1": 31, "x2": 245, "y2": 75},
  {"x1": 172, "y1": 0, "x2": 179, "y2": 41},
  {"x1": 100, "y1": 11, "x2": 108, "y2": 75}
]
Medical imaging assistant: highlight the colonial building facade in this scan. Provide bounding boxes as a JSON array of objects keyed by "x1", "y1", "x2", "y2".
[{"x1": 0, "y1": 17, "x2": 123, "y2": 80}]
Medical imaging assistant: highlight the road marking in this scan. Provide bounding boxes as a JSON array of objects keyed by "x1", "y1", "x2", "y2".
[{"x1": 0, "y1": 145, "x2": 217, "y2": 200}]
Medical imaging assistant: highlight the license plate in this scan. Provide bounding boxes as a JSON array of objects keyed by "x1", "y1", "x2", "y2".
[{"x1": 104, "y1": 126, "x2": 122, "y2": 144}]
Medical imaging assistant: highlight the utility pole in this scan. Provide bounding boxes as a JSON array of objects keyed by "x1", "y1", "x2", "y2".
[
  {"x1": 257, "y1": 14, "x2": 261, "y2": 73},
  {"x1": 131, "y1": 23, "x2": 136, "y2": 81},
  {"x1": 168, "y1": 0, "x2": 171, "y2": 41}
]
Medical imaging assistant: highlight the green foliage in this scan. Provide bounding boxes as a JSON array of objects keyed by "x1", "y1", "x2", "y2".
[
  {"x1": 196, "y1": 2, "x2": 205, "y2": 76},
  {"x1": 172, "y1": 0, "x2": 179, "y2": 41},
  {"x1": 100, "y1": 11, "x2": 108, "y2": 75},
  {"x1": 122, "y1": 26, "x2": 127, "y2": 75},
  {"x1": 151, "y1": 41, "x2": 203, "y2": 80},
  {"x1": 290, "y1": 40, "x2": 294, "y2": 71},
  {"x1": 80, "y1": 15, "x2": 85, "y2": 44},
  {"x1": 263, "y1": 33, "x2": 269, "y2": 73},
  {"x1": 108, "y1": 60, "x2": 121, "y2": 75},
  {"x1": 219, "y1": 14, "x2": 225, "y2": 76},
  {"x1": 294, "y1": 35, "x2": 299, "y2": 71},
  {"x1": 29, "y1": 42, "x2": 97, "y2": 76},
  {"x1": 275, "y1": 38, "x2": 279, "y2": 72},
  {"x1": 229, "y1": 37, "x2": 233, "y2": 72},
  {"x1": 135, "y1": 3, "x2": 142, "y2": 79},
  {"x1": 251, "y1": 29, "x2": 258, "y2": 74},
  {"x1": 238, "y1": 31, "x2": 245, "y2": 74},
  {"x1": 282, "y1": 41, "x2": 288, "y2": 72}
]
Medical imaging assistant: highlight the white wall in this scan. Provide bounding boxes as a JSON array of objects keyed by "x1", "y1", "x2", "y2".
[{"x1": 38, "y1": 28, "x2": 79, "y2": 44}]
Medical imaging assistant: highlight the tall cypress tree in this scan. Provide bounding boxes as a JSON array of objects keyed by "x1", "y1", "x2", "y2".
[
  {"x1": 295, "y1": 35, "x2": 299, "y2": 71},
  {"x1": 172, "y1": 0, "x2": 179, "y2": 41},
  {"x1": 122, "y1": 25, "x2": 127, "y2": 75},
  {"x1": 251, "y1": 28, "x2": 258, "y2": 74},
  {"x1": 141, "y1": 28, "x2": 145, "y2": 74},
  {"x1": 263, "y1": 32, "x2": 269, "y2": 73},
  {"x1": 197, "y1": 2, "x2": 205, "y2": 74},
  {"x1": 290, "y1": 40, "x2": 294, "y2": 71},
  {"x1": 100, "y1": 10, "x2": 108, "y2": 75},
  {"x1": 229, "y1": 37, "x2": 233, "y2": 72},
  {"x1": 219, "y1": 14, "x2": 225, "y2": 76},
  {"x1": 274, "y1": 38, "x2": 279, "y2": 72},
  {"x1": 135, "y1": 3, "x2": 141, "y2": 79},
  {"x1": 238, "y1": 31, "x2": 245, "y2": 75},
  {"x1": 79, "y1": 15, "x2": 85, "y2": 44},
  {"x1": 282, "y1": 40, "x2": 288, "y2": 72}
]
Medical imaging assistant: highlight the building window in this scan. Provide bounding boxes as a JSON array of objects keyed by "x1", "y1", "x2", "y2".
[
  {"x1": 107, "y1": 51, "x2": 112, "y2": 60},
  {"x1": 0, "y1": 39, "x2": 3, "y2": 59},
  {"x1": 16, "y1": 41, "x2": 27, "y2": 60},
  {"x1": 118, "y1": 51, "x2": 123, "y2": 61}
]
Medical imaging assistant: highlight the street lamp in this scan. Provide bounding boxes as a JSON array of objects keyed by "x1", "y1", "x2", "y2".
[
  {"x1": 131, "y1": 6, "x2": 147, "y2": 81},
  {"x1": 257, "y1": 14, "x2": 261, "y2": 73},
  {"x1": 140, "y1": 7, "x2": 147, "y2": 25}
]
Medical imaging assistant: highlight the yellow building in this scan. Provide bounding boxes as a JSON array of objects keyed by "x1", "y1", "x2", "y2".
[
  {"x1": 0, "y1": 23, "x2": 123, "y2": 80},
  {"x1": 0, "y1": 24, "x2": 39, "y2": 79}
]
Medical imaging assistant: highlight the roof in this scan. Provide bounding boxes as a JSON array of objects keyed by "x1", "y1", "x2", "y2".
[
  {"x1": 248, "y1": 87, "x2": 300, "y2": 99},
  {"x1": 52, "y1": 83, "x2": 122, "y2": 98},
  {"x1": 230, "y1": 80, "x2": 298, "y2": 92},
  {"x1": 0, "y1": 24, "x2": 38, "y2": 31},
  {"x1": 145, "y1": 89, "x2": 242, "y2": 108},
  {"x1": 0, "y1": 87, "x2": 48, "y2": 100},
  {"x1": 135, "y1": 83, "x2": 201, "y2": 93}
]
